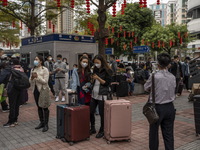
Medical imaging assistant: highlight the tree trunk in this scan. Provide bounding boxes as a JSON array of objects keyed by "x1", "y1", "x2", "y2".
[{"x1": 30, "y1": 0, "x2": 35, "y2": 36}]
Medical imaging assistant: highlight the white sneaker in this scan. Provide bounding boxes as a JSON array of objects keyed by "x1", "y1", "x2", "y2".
[
  {"x1": 61, "y1": 96, "x2": 66, "y2": 102},
  {"x1": 55, "y1": 96, "x2": 59, "y2": 102}
]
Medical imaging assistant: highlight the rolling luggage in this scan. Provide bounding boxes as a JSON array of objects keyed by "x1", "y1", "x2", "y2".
[
  {"x1": 104, "y1": 99, "x2": 132, "y2": 144},
  {"x1": 56, "y1": 91, "x2": 90, "y2": 145},
  {"x1": 116, "y1": 81, "x2": 129, "y2": 97},
  {"x1": 193, "y1": 95, "x2": 200, "y2": 136}
]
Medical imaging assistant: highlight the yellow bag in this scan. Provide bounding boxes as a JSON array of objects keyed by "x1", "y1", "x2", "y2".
[{"x1": 0, "y1": 84, "x2": 7, "y2": 103}]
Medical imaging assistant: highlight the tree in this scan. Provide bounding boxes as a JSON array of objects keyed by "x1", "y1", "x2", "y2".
[
  {"x1": 0, "y1": 11, "x2": 20, "y2": 49},
  {"x1": 142, "y1": 23, "x2": 191, "y2": 55},
  {"x1": 0, "y1": 0, "x2": 72, "y2": 36},
  {"x1": 108, "y1": 3, "x2": 155, "y2": 57}
]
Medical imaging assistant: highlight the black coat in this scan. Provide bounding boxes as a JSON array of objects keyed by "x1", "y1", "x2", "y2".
[
  {"x1": 93, "y1": 67, "x2": 112, "y2": 95},
  {"x1": 169, "y1": 62, "x2": 183, "y2": 78}
]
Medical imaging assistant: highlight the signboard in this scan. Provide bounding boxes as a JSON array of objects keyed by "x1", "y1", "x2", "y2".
[
  {"x1": 105, "y1": 48, "x2": 113, "y2": 55},
  {"x1": 133, "y1": 46, "x2": 150, "y2": 53},
  {"x1": 21, "y1": 34, "x2": 96, "y2": 46}
]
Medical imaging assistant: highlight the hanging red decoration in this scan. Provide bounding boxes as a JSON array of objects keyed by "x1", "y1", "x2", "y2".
[
  {"x1": 112, "y1": 27, "x2": 114, "y2": 34},
  {"x1": 124, "y1": 31, "x2": 126, "y2": 38},
  {"x1": 86, "y1": 0, "x2": 90, "y2": 14},
  {"x1": 132, "y1": 32, "x2": 135, "y2": 37},
  {"x1": 121, "y1": 4, "x2": 125, "y2": 15},
  {"x1": 111, "y1": 38, "x2": 114, "y2": 45},
  {"x1": 143, "y1": 0, "x2": 147, "y2": 8},
  {"x1": 178, "y1": 32, "x2": 181, "y2": 38},
  {"x1": 48, "y1": 20, "x2": 51, "y2": 29},
  {"x1": 120, "y1": 26, "x2": 123, "y2": 32},
  {"x1": 57, "y1": 0, "x2": 61, "y2": 8},
  {"x1": 112, "y1": 2, "x2": 116, "y2": 17},
  {"x1": 2, "y1": 0, "x2": 8, "y2": 6},
  {"x1": 139, "y1": 0, "x2": 143, "y2": 8},
  {"x1": 53, "y1": 24, "x2": 55, "y2": 33},
  {"x1": 130, "y1": 41, "x2": 133, "y2": 49},
  {"x1": 157, "y1": 0, "x2": 160, "y2": 5},
  {"x1": 128, "y1": 32, "x2": 131, "y2": 37},
  {"x1": 12, "y1": 21, "x2": 15, "y2": 28},
  {"x1": 170, "y1": 40, "x2": 173, "y2": 47},
  {"x1": 180, "y1": 37, "x2": 183, "y2": 44},
  {"x1": 134, "y1": 37, "x2": 137, "y2": 43},
  {"x1": 105, "y1": 38, "x2": 108, "y2": 45},
  {"x1": 71, "y1": 0, "x2": 75, "y2": 9},
  {"x1": 152, "y1": 42, "x2": 155, "y2": 48},
  {"x1": 162, "y1": 41, "x2": 165, "y2": 48},
  {"x1": 158, "y1": 40, "x2": 161, "y2": 48},
  {"x1": 124, "y1": 0, "x2": 127, "y2": 8},
  {"x1": 20, "y1": 21, "x2": 23, "y2": 29}
]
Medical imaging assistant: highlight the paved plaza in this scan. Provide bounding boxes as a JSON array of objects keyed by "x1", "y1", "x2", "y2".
[{"x1": 0, "y1": 90, "x2": 200, "y2": 150}]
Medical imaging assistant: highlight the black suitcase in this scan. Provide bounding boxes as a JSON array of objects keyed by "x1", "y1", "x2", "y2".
[
  {"x1": 116, "y1": 81, "x2": 129, "y2": 97},
  {"x1": 56, "y1": 104, "x2": 68, "y2": 139},
  {"x1": 193, "y1": 95, "x2": 200, "y2": 136}
]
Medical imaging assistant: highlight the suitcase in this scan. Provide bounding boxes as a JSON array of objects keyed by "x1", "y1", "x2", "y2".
[
  {"x1": 193, "y1": 95, "x2": 200, "y2": 136},
  {"x1": 56, "y1": 104, "x2": 68, "y2": 139},
  {"x1": 104, "y1": 99, "x2": 132, "y2": 144},
  {"x1": 116, "y1": 81, "x2": 129, "y2": 97}
]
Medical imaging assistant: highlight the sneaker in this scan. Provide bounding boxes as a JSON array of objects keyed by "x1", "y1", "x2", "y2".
[
  {"x1": 55, "y1": 96, "x2": 59, "y2": 102},
  {"x1": 2, "y1": 108, "x2": 10, "y2": 113},
  {"x1": 14, "y1": 122, "x2": 18, "y2": 125},
  {"x1": 3, "y1": 122, "x2": 15, "y2": 128},
  {"x1": 61, "y1": 96, "x2": 65, "y2": 102}
]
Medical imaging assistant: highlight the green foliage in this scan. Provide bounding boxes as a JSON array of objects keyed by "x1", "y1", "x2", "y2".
[{"x1": 108, "y1": 3, "x2": 155, "y2": 57}]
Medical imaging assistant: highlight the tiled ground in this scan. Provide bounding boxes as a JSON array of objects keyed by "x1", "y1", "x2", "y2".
[{"x1": 0, "y1": 90, "x2": 200, "y2": 150}]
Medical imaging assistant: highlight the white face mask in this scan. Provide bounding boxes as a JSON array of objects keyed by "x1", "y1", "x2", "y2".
[
  {"x1": 95, "y1": 63, "x2": 101, "y2": 68},
  {"x1": 49, "y1": 58, "x2": 52, "y2": 61},
  {"x1": 81, "y1": 62, "x2": 88, "y2": 68}
]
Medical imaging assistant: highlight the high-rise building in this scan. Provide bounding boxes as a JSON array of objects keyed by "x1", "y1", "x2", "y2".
[
  {"x1": 166, "y1": 0, "x2": 176, "y2": 25},
  {"x1": 187, "y1": 0, "x2": 200, "y2": 57},
  {"x1": 47, "y1": 8, "x2": 74, "y2": 34},
  {"x1": 149, "y1": 3, "x2": 167, "y2": 26},
  {"x1": 175, "y1": 0, "x2": 188, "y2": 24}
]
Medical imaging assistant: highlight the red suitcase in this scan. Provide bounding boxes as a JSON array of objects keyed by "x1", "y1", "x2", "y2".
[
  {"x1": 63, "y1": 92, "x2": 90, "y2": 145},
  {"x1": 104, "y1": 99, "x2": 132, "y2": 144}
]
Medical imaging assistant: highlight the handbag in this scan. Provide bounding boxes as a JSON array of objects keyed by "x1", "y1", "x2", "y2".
[
  {"x1": 0, "y1": 84, "x2": 6, "y2": 103},
  {"x1": 143, "y1": 73, "x2": 159, "y2": 124},
  {"x1": 38, "y1": 85, "x2": 51, "y2": 108}
]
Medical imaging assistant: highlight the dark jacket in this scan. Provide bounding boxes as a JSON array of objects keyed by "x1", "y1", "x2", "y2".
[
  {"x1": 169, "y1": 62, "x2": 183, "y2": 78},
  {"x1": 0, "y1": 67, "x2": 13, "y2": 94},
  {"x1": 93, "y1": 67, "x2": 112, "y2": 95}
]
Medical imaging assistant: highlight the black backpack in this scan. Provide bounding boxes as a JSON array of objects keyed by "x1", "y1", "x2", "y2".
[{"x1": 11, "y1": 69, "x2": 30, "y2": 90}]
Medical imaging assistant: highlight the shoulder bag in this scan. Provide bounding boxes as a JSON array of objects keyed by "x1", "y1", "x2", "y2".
[
  {"x1": 143, "y1": 73, "x2": 159, "y2": 124},
  {"x1": 38, "y1": 85, "x2": 51, "y2": 108}
]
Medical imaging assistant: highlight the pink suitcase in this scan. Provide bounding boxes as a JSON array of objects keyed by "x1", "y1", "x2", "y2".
[{"x1": 104, "y1": 99, "x2": 132, "y2": 144}]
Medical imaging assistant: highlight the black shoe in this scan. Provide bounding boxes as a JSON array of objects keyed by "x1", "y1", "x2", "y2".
[
  {"x1": 2, "y1": 108, "x2": 10, "y2": 113},
  {"x1": 90, "y1": 128, "x2": 96, "y2": 135},
  {"x1": 35, "y1": 123, "x2": 44, "y2": 129},
  {"x1": 3, "y1": 122, "x2": 15, "y2": 128},
  {"x1": 42, "y1": 125, "x2": 49, "y2": 132},
  {"x1": 96, "y1": 132, "x2": 104, "y2": 138}
]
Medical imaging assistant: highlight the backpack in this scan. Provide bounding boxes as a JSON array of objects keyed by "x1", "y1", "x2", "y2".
[{"x1": 11, "y1": 69, "x2": 30, "y2": 90}]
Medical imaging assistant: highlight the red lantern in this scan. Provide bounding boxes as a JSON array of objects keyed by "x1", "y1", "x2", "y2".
[
  {"x1": 178, "y1": 32, "x2": 181, "y2": 38},
  {"x1": 170, "y1": 40, "x2": 173, "y2": 47},
  {"x1": 143, "y1": 0, "x2": 147, "y2": 8},
  {"x1": 158, "y1": 40, "x2": 161, "y2": 48},
  {"x1": 157, "y1": 0, "x2": 160, "y2": 5},
  {"x1": 180, "y1": 37, "x2": 183, "y2": 44},
  {"x1": 111, "y1": 38, "x2": 114, "y2": 45},
  {"x1": 57, "y1": 0, "x2": 61, "y2": 7},
  {"x1": 128, "y1": 32, "x2": 131, "y2": 37},
  {"x1": 48, "y1": 20, "x2": 51, "y2": 29},
  {"x1": 124, "y1": 0, "x2": 127, "y2": 8},
  {"x1": 121, "y1": 4, "x2": 125, "y2": 15},
  {"x1": 105, "y1": 38, "x2": 108, "y2": 45},
  {"x1": 112, "y1": 27, "x2": 114, "y2": 34},
  {"x1": 130, "y1": 41, "x2": 133, "y2": 49},
  {"x1": 152, "y1": 42, "x2": 154, "y2": 48},
  {"x1": 134, "y1": 37, "x2": 137, "y2": 43},
  {"x1": 2, "y1": 0, "x2": 8, "y2": 6},
  {"x1": 120, "y1": 26, "x2": 122, "y2": 32},
  {"x1": 132, "y1": 32, "x2": 135, "y2": 37},
  {"x1": 53, "y1": 24, "x2": 55, "y2": 33},
  {"x1": 71, "y1": 0, "x2": 74, "y2": 8},
  {"x1": 86, "y1": 0, "x2": 90, "y2": 14},
  {"x1": 112, "y1": 2, "x2": 116, "y2": 17},
  {"x1": 124, "y1": 31, "x2": 126, "y2": 38},
  {"x1": 12, "y1": 21, "x2": 15, "y2": 28}
]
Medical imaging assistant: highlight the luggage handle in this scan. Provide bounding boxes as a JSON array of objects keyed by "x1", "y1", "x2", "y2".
[{"x1": 68, "y1": 92, "x2": 78, "y2": 107}]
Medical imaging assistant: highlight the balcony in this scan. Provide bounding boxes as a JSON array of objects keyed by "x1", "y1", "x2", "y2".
[
  {"x1": 188, "y1": 0, "x2": 200, "y2": 12},
  {"x1": 188, "y1": 18, "x2": 200, "y2": 33}
]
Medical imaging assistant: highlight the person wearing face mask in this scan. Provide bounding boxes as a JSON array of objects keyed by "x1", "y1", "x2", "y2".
[
  {"x1": 71, "y1": 56, "x2": 92, "y2": 105},
  {"x1": 30, "y1": 56, "x2": 50, "y2": 132},
  {"x1": 44, "y1": 55, "x2": 55, "y2": 96},
  {"x1": 62, "y1": 58, "x2": 70, "y2": 89},
  {"x1": 53, "y1": 54, "x2": 68, "y2": 102},
  {"x1": 90, "y1": 55, "x2": 112, "y2": 138}
]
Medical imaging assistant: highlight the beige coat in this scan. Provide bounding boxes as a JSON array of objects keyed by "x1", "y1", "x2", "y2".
[{"x1": 29, "y1": 66, "x2": 49, "y2": 92}]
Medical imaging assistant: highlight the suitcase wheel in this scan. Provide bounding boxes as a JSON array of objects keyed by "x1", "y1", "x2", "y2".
[
  {"x1": 61, "y1": 138, "x2": 66, "y2": 142},
  {"x1": 107, "y1": 141, "x2": 111, "y2": 144},
  {"x1": 69, "y1": 142, "x2": 74, "y2": 146}
]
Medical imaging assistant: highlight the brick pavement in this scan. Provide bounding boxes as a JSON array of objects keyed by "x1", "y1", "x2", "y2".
[{"x1": 0, "y1": 90, "x2": 200, "y2": 150}]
